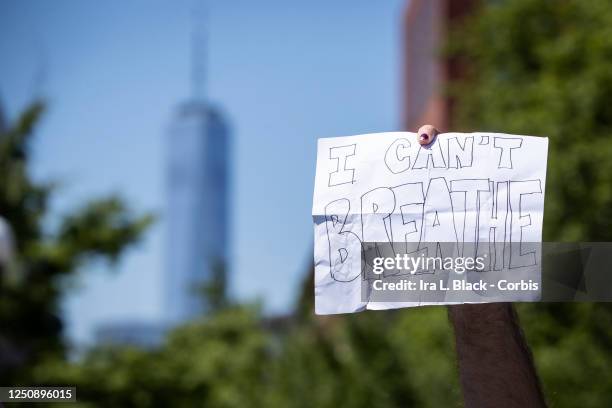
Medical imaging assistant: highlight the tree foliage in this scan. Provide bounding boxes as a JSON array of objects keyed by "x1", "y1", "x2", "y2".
[
  {"x1": 447, "y1": 1, "x2": 612, "y2": 406},
  {"x1": 448, "y1": 0, "x2": 612, "y2": 241},
  {"x1": 0, "y1": 102, "x2": 153, "y2": 383}
]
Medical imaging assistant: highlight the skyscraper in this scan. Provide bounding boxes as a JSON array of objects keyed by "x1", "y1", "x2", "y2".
[
  {"x1": 165, "y1": 8, "x2": 230, "y2": 323},
  {"x1": 95, "y1": 8, "x2": 230, "y2": 346},
  {"x1": 165, "y1": 100, "x2": 230, "y2": 323}
]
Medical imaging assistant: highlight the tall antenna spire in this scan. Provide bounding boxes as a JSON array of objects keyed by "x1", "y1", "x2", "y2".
[
  {"x1": 191, "y1": 1, "x2": 207, "y2": 102},
  {"x1": 31, "y1": 35, "x2": 48, "y2": 102}
]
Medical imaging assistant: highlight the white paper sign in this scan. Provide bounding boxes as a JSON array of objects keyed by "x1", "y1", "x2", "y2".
[{"x1": 312, "y1": 132, "x2": 548, "y2": 315}]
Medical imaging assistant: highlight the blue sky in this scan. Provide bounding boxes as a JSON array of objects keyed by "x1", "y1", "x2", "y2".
[{"x1": 0, "y1": 0, "x2": 404, "y2": 343}]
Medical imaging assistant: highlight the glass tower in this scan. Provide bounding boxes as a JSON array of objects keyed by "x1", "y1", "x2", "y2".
[{"x1": 165, "y1": 100, "x2": 229, "y2": 323}]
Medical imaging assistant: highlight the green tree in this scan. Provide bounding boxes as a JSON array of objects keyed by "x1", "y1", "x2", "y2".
[
  {"x1": 0, "y1": 102, "x2": 153, "y2": 384},
  {"x1": 267, "y1": 308, "x2": 460, "y2": 408},
  {"x1": 34, "y1": 305, "x2": 271, "y2": 408},
  {"x1": 448, "y1": 0, "x2": 612, "y2": 241}
]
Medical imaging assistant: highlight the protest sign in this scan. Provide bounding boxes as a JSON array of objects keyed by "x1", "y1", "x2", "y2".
[{"x1": 313, "y1": 132, "x2": 548, "y2": 314}]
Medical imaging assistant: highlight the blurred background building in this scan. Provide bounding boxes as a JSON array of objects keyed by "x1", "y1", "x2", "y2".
[
  {"x1": 95, "y1": 320, "x2": 165, "y2": 348},
  {"x1": 95, "y1": 13, "x2": 231, "y2": 342},
  {"x1": 165, "y1": 99, "x2": 230, "y2": 323},
  {"x1": 165, "y1": 7, "x2": 230, "y2": 323},
  {"x1": 403, "y1": 0, "x2": 476, "y2": 131}
]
